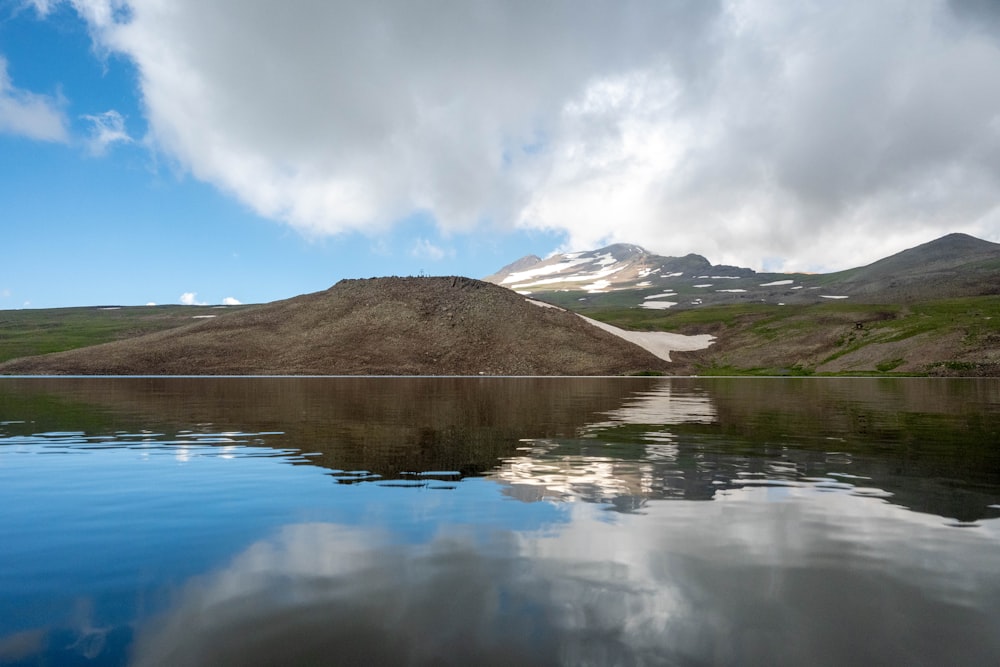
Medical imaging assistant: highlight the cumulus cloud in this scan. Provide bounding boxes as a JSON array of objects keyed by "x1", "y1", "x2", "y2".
[
  {"x1": 409, "y1": 238, "x2": 453, "y2": 262},
  {"x1": 222, "y1": 296, "x2": 241, "y2": 305},
  {"x1": 43, "y1": 0, "x2": 1000, "y2": 269},
  {"x1": 0, "y1": 55, "x2": 69, "y2": 142},
  {"x1": 81, "y1": 109, "x2": 131, "y2": 154},
  {"x1": 179, "y1": 292, "x2": 204, "y2": 306}
]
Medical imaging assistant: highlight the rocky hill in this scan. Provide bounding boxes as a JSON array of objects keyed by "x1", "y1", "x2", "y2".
[{"x1": 0, "y1": 277, "x2": 669, "y2": 376}]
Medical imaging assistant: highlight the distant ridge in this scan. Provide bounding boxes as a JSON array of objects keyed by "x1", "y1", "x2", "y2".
[
  {"x1": 821, "y1": 233, "x2": 1000, "y2": 299},
  {"x1": 0, "y1": 277, "x2": 669, "y2": 376},
  {"x1": 486, "y1": 233, "x2": 1000, "y2": 309}
]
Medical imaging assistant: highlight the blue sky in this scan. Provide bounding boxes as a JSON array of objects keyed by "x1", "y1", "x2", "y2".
[
  {"x1": 4, "y1": 1, "x2": 1000, "y2": 308},
  {"x1": 0, "y1": 4, "x2": 561, "y2": 308}
]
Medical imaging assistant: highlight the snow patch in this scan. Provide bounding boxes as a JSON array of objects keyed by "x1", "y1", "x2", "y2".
[
  {"x1": 192, "y1": 315, "x2": 217, "y2": 319},
  {"x1": 640, "y1": 300, "x2": 678, "y2": 310},
  {"x1": 510, "y1": 264, "x2": 626, "y2": 290},
  {"x1": 820, "y1": 295, "x2": 850, "y2": 299},
  {"x1": 525, "y1": 298, "x2": 563, "y2": 310},
  {"x1": 583, "y1": 279, "x2": 612, "y2": 292},
  {"x1": 579, "y1": 315, "x2": 714, "y2": 362},
  {"x1": 760, "y1": 279, "x2": 794, "y2": 287},
  {"x1": 645, "y1": 292, "x2": 677, "y2": 299},
  {"x1": 501, "y1": 257, "x2": 590, "y2": 284},
  {"x1": 693, "y1": 284, "x2": 713, "y2": 288},
  {"x1": 716, "y1": 289, "x2": 747, "y2": 293},
  {"x1": 710, "y1": 276, "x2": 741, "y2": 279}
]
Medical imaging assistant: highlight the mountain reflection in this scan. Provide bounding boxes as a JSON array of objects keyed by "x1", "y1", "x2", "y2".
[
  {"x1": 489, "y1": 379, "x2": 1000, "y2": 522},
  {"x1": 2, "y1": 377, "x2": 1000, "y2": 666},
  {"x1": 1, "y1": 376, "x2": 999, "y2": 521}
]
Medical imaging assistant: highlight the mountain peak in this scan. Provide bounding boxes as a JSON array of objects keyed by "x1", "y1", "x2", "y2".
[
  {"x1": 486, "y1": 243, "x2": 751, "y2": 295},
  {"x1": 913, "y1": 232, "x2": 1000, "y2": 256}
]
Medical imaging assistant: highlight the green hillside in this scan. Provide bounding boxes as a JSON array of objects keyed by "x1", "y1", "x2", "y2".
[
  {"x1": 0, "y1": 304, "x2": 253, "y2": 364},
  {"x1": 585, "y1": 296, "x2": 1000, "y2": 376}
]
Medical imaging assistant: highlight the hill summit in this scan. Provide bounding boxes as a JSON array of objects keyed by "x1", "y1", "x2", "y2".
[{"x1": 0, "y1": 277, "x2": 669, "y2": 376}]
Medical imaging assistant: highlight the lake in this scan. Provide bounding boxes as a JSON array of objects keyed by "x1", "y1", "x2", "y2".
[{"x1": 1, "y1": 376, "x2": 998, "y2": 666}]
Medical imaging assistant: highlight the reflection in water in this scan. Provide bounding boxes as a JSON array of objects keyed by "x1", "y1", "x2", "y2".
[
  {"x1": 492, "y1": 379, "x2": 1000, "y2": 521},
  {"x1": 1, "y1": 377, "x2": 999, "y2": 665},
  {"x1": 587, "y1": 381, "x2": 717, "y2": 427},
  {"x1": 128, "y1": 500, "x2": 1000, "y2": 667}
]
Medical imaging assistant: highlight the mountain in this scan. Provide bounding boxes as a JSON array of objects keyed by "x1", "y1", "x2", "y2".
[
  {"x1": 484, "y1": 243, "x2": 759, "y2": 311},
  {"x1": 0, "y1": 277, "x2": 669, "y2": 376},
  {"x1": 484, "y1": 243, "x2": 751, "y2": 294},
  {"x1": 486, "y1": 234, "x2": 1000, "y2": 310},
  {"x1": 817, "y1": 233, "x2": 1000, "y2": 300}
]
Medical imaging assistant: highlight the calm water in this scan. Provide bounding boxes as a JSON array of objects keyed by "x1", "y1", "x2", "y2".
[{"x1": 1, "y1": 377, "x2": 998, "y2": 666}]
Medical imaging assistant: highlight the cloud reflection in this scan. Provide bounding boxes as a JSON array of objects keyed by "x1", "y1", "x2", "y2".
[{"x1": 132, "y1": 491, "x2": 1000, "y2": 667}]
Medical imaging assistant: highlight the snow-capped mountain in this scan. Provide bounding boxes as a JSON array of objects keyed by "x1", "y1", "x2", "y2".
[
  {"x1": 485, "y1": 244, "x2": 753, "y2": 293},
  {"x1": 484, "y1": 234, "x2": 1000, "y2": 310},
  {"x1": 484, "y1": 244, "x2": 759, "y2": 308}
]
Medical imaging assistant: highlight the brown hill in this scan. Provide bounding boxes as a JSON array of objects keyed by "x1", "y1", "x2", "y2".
[{"x1": 0, "y1": 277, "x2": 668, "y2": 376}]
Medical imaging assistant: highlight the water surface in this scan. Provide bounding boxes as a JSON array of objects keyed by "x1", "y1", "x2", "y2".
[{"x1": 1, "y1": 377, "x2": 998, "y2": 666}]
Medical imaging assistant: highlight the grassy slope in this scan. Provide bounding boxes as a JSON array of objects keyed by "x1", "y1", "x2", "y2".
[
  {"x1": 582, "y1": 296, "x2": 1000, "y2": 376},
  {"x1": 0, "y1": 304, "x2": 254, "y2": 364}
]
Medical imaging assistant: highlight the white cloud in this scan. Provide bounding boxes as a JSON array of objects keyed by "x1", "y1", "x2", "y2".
[
  {"x1": 222, "y1": 296, "x2": 241, "y2": 305},
  {"x1": 46, "y1": 0, "x2": 1000, "y2": 270},
  {"x1": 145, "y1": 301, "x2": 156, "y2": 306},
  {"x1": 1, "y1": 288, "x2": 10, "y2": 298},
  {"x1": 0, "y1": 55, "x2": 69, "y2": 142},
  {"x1": 82, "y1": 109, "x2": 132, "y2": 154},
  {"x1": 409, "y1": 238, "x2": 453, "y2": 262},
  {"x1": 179, "y1": 292, "x2": 204, "y2": 306}
]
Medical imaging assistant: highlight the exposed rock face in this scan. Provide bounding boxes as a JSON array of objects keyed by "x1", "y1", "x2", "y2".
[{"x1": 0, "y1": 277, "x2": 669, "y2": 376}]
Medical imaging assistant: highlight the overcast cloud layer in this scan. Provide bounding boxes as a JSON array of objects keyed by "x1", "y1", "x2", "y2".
[{"x1": 32, "y1": 0, "x2": 1000, "y2": 271}]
